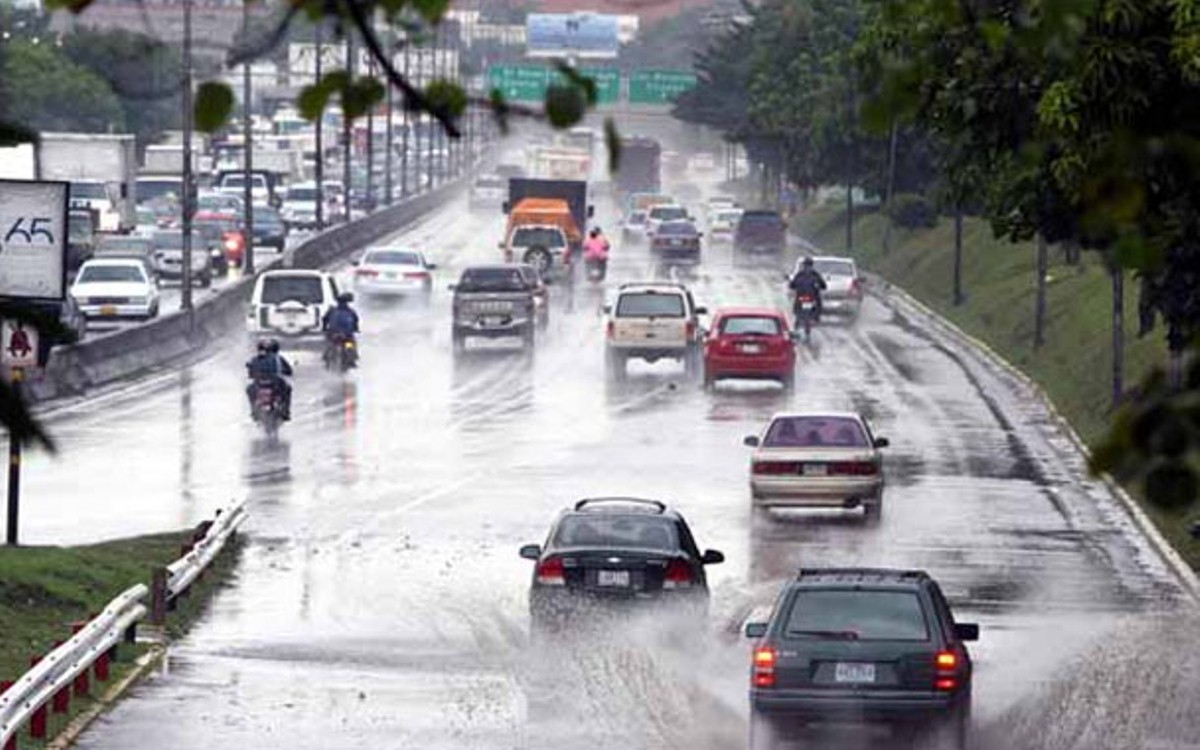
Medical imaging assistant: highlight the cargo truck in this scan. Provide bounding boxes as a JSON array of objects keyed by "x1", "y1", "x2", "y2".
[
  {"x1": 39, "y1": 133, "x2": 138, "y2": 233},
  {"x1": 501, "y1": 179, "x2": 593, "y2": 280}
]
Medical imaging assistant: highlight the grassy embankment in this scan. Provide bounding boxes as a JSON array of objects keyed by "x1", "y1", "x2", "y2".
[
  {"x1": 793, "y1": 205, "x2": 1197, "y2": 572},
  {"x1": 0, "y1": 531, "x2": 241, "y2": 747}
]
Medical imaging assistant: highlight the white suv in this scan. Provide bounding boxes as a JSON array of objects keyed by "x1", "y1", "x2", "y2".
[
  {"x1": 247, "y1": 270, "x2": 339, "y2": 341},
  {"x1": 604, "y1": 283, "x2": 707, "y2": 380}
]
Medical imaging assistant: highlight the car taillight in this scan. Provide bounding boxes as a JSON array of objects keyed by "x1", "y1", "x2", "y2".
[
  {"x1": 355, "y1": 268, "x2": 379, "y2": 278},
  {"x1": 663, "y1": 560, "x2": 693, "y2": 589},
  {"x1": 223, "y1": 237, "x2": 239, "y2": 252},
  {"x1": 685, "y1": 320, "x2": 696, "y2": 340},
  {"x1": 404, "y1": 271, "x2": 430, "y2": 280},
  {"x1": 606, "y1": 320, "x2": 615, "y2": 340},
  {"x1": 935, "y1": 650, "x2": 959, "y2": 691},
  {"x1": 829, "y1": 461, "x2": 878, "y2": 476},
  {"x1": 752, "y1": 646, "x2": 776, "y2": 688},
  {"x1": 753, "y1": 461, "x2": 798, "y2": 475},
  {"x1": 535, "y1": 557, "x2": 565, "y2": 586},
  {"x1": 850, "y1": 278, "x2": 863, "y2": 297}
]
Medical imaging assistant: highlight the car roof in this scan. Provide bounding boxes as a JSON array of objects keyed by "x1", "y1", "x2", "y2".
[
  {"x1": 463, "y1": 263, "x2": 519, "y2": 272},
  {"x1": 650, "y1": 204, "x2": 687, "y2": 211},
  {"x1": 563, "y1": 497, "x2": 684, "y2": 520},
  {"x1": 617, "y1": 282, "x2": 689, "y2": 294},
  {"x1": 261, "y1": 269, "x2": 328, "y2": 279},
  {"x1": 768, "y1": 411, "x2": 866, "y2": 423},
  {"x1": 790, "y1": 568, "x2": 931, "y2": 589},
  {"x1": 714, "y1": 307, "x2": 787, "y2": 319},
  {"x1": 79, "y1": 258, "x2": 145, "y2": 268}
]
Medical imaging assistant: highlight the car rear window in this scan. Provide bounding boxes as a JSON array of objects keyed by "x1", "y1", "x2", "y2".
[
  {"x1": 553, "y1": 515, "x2": 680, "y2": 551},
  {"x1": 814, "y1": 259, "x2": 856, "y2": 277},
  {"x1": 764, "y1": 416, "x2": 868, "y2": 448},
  {"x1": 512, "y1": 227, "x2": 566, "y2": 248},
  {"x1": 656, "y1": 222, "x2": 696, "y2": 236},
  {"x1": 261, "y1": 276, "x2": 325, "y2": 305},
  {"x1": 458, "y1": 267, "x2": 526, "y2": 292},
  {"x1": 741, "y1": 212, "x2": 784, "y2": 225},
  {"x1": 784, "y1": 590, "x2": 930, "y2": 642},
  {"x1": 365, "y1": 250, "x2": 420, "y2": 266},
  {"x1": 152, "y1": 232, "x2": 203, "y2": 250},
  {"x1": 287, "y1": 186, "x2": 318, "y2": 201},
  {"x1": 650, "y1": 206, "x2": 688, "y2": 221},
  {"x1": 97, "y1": 238, "x2": 152, "y2": 254},
  {"x1": 78, "y1": 265, "x2": 145, "y2": 284},
  {"x1": 616, "y1": 292, "x2": 686, "y2": 318},
  {"x1": 720, "y1": 316, "x2": 781, "y2": 336}
]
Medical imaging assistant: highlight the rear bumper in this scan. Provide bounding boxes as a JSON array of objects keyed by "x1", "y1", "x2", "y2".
[
  {"x1": 609, "y1": 344, "x2": 689, "y2": 362},
  {"x1": 454, "y1": 318, "x2": 533, "y2": 338},
  {"x1": 79, "y1": 303, "x2": 154, "y2": 319},
  {"x1": 751, "y1": 689, "x2": 962, "y2": 723},
  {"x1": 706, "y1": 353, "x2": 793, "y2": 378},
  {"x1": 823, "y1": 296, "x2": 863, "y2": 314},
  {"x1": 531, "y1": 588, "x2": 707, "y2": 621},
  {"x1": 736, "y1": 242, "x2": 784, "y2": 254},
  {"x1": 357, "y1": 278, "x2": 428, "y2": 295},
  {"x1": 751, "y1": 477, "x2": 882, "y2": 504}
]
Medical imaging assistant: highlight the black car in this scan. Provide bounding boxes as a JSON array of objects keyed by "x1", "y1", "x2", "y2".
[
  {"x1": 745, "y1": 568, "x2": 979, "y2": 750},
  {"x1": 650, "y1": 219, "x2": 703, "y2": 266},
  {"x1": 67, "y1": 209, "x2": 97, "y2": 274},
  {"x1": 252, "y1": 207, "x2": 287, "y2": 251},
  {"x1": 735, "y1": 210, "x2": 788, "y2": 255},
  {"x1": 520, "y1": 498, "x2": 725, "y2": 629}
]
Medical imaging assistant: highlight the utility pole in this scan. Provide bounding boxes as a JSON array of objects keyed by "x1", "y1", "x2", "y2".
[
  {"x1": 242, "y1": 0, "x2": 255, "y2": 273},
  {"x1": 5, "y1": 369, "x2": 22, "y2": 545},
  {"x1": 366, "y1": 49, "x2": 376, "y2": 211},
  {"x1": 428, "y1": 28, "x2": 438, "y2": 191},
  {"x1": 384, "y1": 25, "x2": 394, "y2": 205},
  {"x1": 343, "y1": 31, "x2": 354, "y2": 222},
  {"x1": 401, "y1": 35, "x2": 410, "y2": 198},
  {"x1": 413, "y1": 41, "x2": 422, "y2": 195},
  {"x1": 314, "y1": 20, "x2": 325, "y2": 229},
  {"x1": 181, "y1": 0, "x2": 194, "y2": 313}
]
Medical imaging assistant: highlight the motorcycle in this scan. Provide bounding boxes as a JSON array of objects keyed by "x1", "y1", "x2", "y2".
[
  {"x1": 324, "y1": 333, "x2": 358, "y2": 372},
  {"x1": 585, "y1": 256, "x2": 607, "y2": 283},
  {"x1": 251, "y1": 379, "x2": 283, "y2": 438},
  {"x1": 794, "y1": 294, "x2": 819, "y2": 341}
]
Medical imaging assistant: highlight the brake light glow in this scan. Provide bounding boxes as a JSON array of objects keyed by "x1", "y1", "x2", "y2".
[
  {"x1": 829, "y1": 461, "x2": 878, "y2": 476},
  {"x1": 753, "y1": 461, "x2": 799, "y2": 475},
  {"x1": 936, "y1": 677, "x2": 957, "y2": 691},
  {"x1": 535, "y1": 557, "x2": 565, "y2": 586},
  {"x1": 606, "y1": 321, "x2": 615, "y2": 340},
  {"x1": 355, "y1": 268, "x2": 379, "y2": 278},
  {"x1": 850, "y1": 278, "x2": 863, "y2": 297},
  {"x1": 663, "y1": 560, "x2": 693, "y2": 589},
  {"x1": 223, "y1": 237, "x2": 239, "y2": 252},
  {"x1": 936, "y1": 652, "x2": 958, "y2": 670},
  {"x1": 752, "y1": 647, "x2": 777, "y2": 688},
  {"x1": 935, "y1": 650, "x2": 959, "y2": 691},
  {"x1": 685, "y1": 320, "x2": 696, "y2": 340}
]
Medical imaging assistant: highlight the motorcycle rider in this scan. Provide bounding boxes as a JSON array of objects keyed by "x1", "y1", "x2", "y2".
[
  {"x1": 246, "y1": 339, "x2": 293, "y2": 420},
  {"x1": 322, "y1": 292, "x2": 361, "y2": 365},
  {"x1": 583, "y1": 226, "x2": 610, "y2": 279},
  {"x1": 788, "y1": 256, "x2": 827, "y2": 328}
]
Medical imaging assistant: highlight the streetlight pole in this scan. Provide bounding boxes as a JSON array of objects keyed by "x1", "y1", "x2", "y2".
[
  {"x1": 343, "y1": 31, "x2": 354, "y2": 222},
  {"x1": 314, "y1": 20, "x2": 325, "y2": 229},
  {"x1": 181, "y1": 0, "x2": 194, "y2": 313},
  {"x1": 242, "y1": 0, "x2": 255, "y2": 274},
  {"x1": 366, "y1": 51, "x2": 375, "y2": 211},
  {"x1": 384, "y1": 25, "x2": 394, "y2": 205},
  {"x1": 413, "y1": 40, "x2": 422, "y2": 195},
  {"x1": 427, "y1": 28, "x2": 437, "y2": 192},
  {"x1": 401, "y1": 35, "x2": 410, "y2": 198}
]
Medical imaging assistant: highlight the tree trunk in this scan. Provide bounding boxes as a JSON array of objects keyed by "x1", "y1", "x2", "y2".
[
  {"x1": 1111, "y1": 264, "x2": 1124, "y2": 407},
  {"x1": 846, "y1": 184, "x2": 854, "y2": 253},
  {"x1": 953, "y1": 207, "x2": 965, "y2": 306},
  {"x1": 881, "y1": 122, "x2": 899, "y2": 255},
  {"x1": 1034, "y1": 234, "x2": 1048, "y2": 349}
]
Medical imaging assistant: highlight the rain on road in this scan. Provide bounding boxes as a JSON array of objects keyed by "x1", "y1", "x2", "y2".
[{"x1": 21, "y1": 167, "x2": 1195, "y2": 749}]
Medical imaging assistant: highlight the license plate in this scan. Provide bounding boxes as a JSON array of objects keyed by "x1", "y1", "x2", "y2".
[
  {"x1": 835, "y1": 662, "x2": 876, "y2": 684},
  {"x1": 804, "y1": 463, "x2": 827, "y2": 477},
  {"x1": 597, "y1": 570, "x2": 630, "y2": 588},
  {"x1": 100, "y1": 305, "x2": 117, "y2": 316},
  {"x1": 740, "y1": 343, "x2": 765, "y2": 354},
  {"x1": 483, "y1": 316, "x2": 504, "y2": 327},
  {"x1": 801, "y1": 301, "x2": 817, "y2": 311},
  {"x1": 384, "y1": 272, "x2": 398, "y2": 279}
]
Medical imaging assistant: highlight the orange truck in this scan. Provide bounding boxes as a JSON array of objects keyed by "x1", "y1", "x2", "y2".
[{"x1": 501, "y1": 179, "x2": 592, "y2": 279}]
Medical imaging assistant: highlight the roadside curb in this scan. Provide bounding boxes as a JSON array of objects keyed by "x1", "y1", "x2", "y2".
[
  {"x1": 44, "y1": 645, "x2": 165, "y2": 750},
  {"x1": 865, "y1": 273, "x2": 1200, "y2": 604}
]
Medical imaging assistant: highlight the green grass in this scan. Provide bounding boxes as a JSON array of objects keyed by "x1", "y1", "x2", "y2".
[
  {"x1": 0, "y1": 531, "x2": 243, "y2": 747},
  {"x1": 793, "y1": 205, "x2": 1198, "y2": 571}
]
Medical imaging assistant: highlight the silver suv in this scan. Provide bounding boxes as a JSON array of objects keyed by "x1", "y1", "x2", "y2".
[{"x1": 604, "y1": 283, "x2": 706, "y2": 380}]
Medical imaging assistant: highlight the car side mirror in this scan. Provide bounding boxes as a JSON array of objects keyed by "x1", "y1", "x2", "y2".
[
  {"x1": 955, "y1": 623, "x2": 980, "y2": 642},
  {"x1": 603, "y1": 304, "x2": 612, "y2": 314},
  {"x1": 744, "y1": 435, "x2": 760, "y2": 448},
  {"x1": 873, "y1": 437, "x2": 890, "y2": 449},
  {"x1": 587, "y1": 205, "x2": 595, "y2": 218},
  {"x1": 501, "y1": 202, "x2": 510, "y2": 214},
  {"x1": 702, "y1": 549, "x2": 725, "y2": 565},
  {"x1": 694, "y1": 306, "x2": 708, "y2": 315},
  {"x1": 351, "y1": 260, "x2": 360, "y2": 266},
  {"x1": 519, "y1": 544, "x2": 542, "y2": 560},
  {"x1": 744, "y1": 622, "x2": 768, "y2": 639},
  {"x1": 426, "y1": 262, "x2": 438, "y2": 270}
]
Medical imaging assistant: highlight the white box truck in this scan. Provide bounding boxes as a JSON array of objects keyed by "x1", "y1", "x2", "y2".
[{"x1": 38, "y1": 133, "x2": 138, "y2": 233}]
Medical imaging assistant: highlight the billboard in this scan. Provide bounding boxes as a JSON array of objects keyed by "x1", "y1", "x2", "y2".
[
  {"x1": 526, "y1": 13, "x2": 620, "y2": 59},
  {"x1": 0, "y1": 180, "x2": 69, "y2": 300}
]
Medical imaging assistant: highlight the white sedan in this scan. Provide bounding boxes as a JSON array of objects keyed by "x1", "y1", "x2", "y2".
[
  {"x1": 708, "y1": 208, "x2": 744, "y2": 243},
  {"x1": 744, "y1": 412, "x2": 888, "y2": 521},
  {"x1": 71, "y1": 258, "x2": 160, "y2": 320},
  {"x1": 353, "y1": 247, "x2": 437, "y2": 298}
]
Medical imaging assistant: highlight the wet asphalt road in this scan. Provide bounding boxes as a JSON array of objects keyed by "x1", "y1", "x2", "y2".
[{"x1": 19, "y1": 171, "x2": 1196, "y2": 749}]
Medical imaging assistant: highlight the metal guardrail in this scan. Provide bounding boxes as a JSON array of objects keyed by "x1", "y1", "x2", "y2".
[
  {"x1": 152, "y1": 500, "x2": 248, "y2": 622},
  {"x1": 0, "y1": 585, "x2": 147, "y2": 747}
]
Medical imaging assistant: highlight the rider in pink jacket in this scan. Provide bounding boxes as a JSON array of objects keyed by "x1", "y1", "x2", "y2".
[{"x1": 583, "y1": 227, "x2": 610, "y2": 262}]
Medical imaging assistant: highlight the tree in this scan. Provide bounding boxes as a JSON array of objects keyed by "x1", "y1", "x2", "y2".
[{"x1": 1, "y1": 40, "x2": 126, "y2": 133}]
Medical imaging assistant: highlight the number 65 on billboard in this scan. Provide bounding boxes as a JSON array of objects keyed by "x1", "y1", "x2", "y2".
[{"x1": 0, "y1": 179, "x2": 69, "y2": 301}]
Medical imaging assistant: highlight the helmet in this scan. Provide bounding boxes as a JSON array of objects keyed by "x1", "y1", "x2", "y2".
[
  {"x1": 591, "y1": 225, "x2": 603, "y2": 236},
  {"x1": 256, "y1": 340, "x2": 270, "y2": 353},
  {"x1": 802, "y1": 256, "x2": 814, "y2": 267},
  {"x1": 266, "y1": 339, "x2": 281, "y2": 353},
  {"x1": 338, "y1": 292, "x2": 354, "y2": 305}
]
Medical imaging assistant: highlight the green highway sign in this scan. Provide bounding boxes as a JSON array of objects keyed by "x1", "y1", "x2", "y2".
[
  {"x1": 567, "y1": 67, "x2": 620, "y2": 105},
  {"x1": 628, "y1": 69, "x2": 698, "y2": 105},
  {"x1": 488, "y1": 65, "x2": 620, "y2": 104}
]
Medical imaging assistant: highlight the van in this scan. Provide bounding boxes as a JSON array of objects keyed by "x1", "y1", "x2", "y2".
[{"x1": 247, "y1": 270, "x2": 339, "y2": 341}]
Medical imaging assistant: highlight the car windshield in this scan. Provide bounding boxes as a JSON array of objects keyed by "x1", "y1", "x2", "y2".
[
  {"x1": 223, "y1": 175, "x2": 266, "y2": 189},
  {"x1": 97, "y1": 238, "x2": 150, "y2": 254},
  {"x1": 458, "y1": 268, "x2": 526, "y2": 292},
  {"x1": 137, "y1": 180, "x2": 181, "y2": 202},
  {"x1": 784, "y1": 590, "x2": 930, "y2": 642},
  {"x1": 256, "y1": 209, "x2": 283, "y2": 225},
  {"x1": 261, "y1": 276, "x2": 324, "y2": 305},
  {"x1": 152, "y1": 232, "x2": 203, "y2": 250},
  {"x1": 742, "y1": 212, "x2": 783, "y2": 225},
  {"x1": 288, "y1": 187, "x2": 318, "y2": 201},
  {"x1": 552, "y1": 515, "x2": 679, "y2": 551},
  {"x1": 68, "y1": 215, "x2": 93, "y2": 240},
  {"x1": 70, "y1": 182, "x2": 107, "y2": 200},
  {"x1": 78, "y1": 265, "x2": 144, "y2": 284},
  {"x1": 657, "y1": 222, "x2": 696, "y2": 236},
  {"x1": 512, "y1": 227, "x2": 566, "y2": 248},
  {"x1": 764, "y1": 416, "x2": 869, "y2": 448},
  {"x1": 814, "y1": 259, "x2": 856, "y2": 277},
  {"x1": 365, "y1": 250, "x2": 421, "y2": 266},
  {"x1": 720, "y1": 316, "x2": 781, "y2": 336},
  {"x1": 198, "y1": 195, "x2": 237, "y2": 210},
  {"x1": 616, "y1": 292, "x2": 686, "y2": 318},
  {"x1": 651, "y1": 206, "x2": 688, "y2": 221}
]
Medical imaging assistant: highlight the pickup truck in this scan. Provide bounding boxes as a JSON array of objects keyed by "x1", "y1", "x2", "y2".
[{"x1": 451, "y1": 265, "x2": 539, "y2": 354}]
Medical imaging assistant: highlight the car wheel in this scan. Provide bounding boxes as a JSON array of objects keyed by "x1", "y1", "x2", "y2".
[
  {"x1": 522, "y1": 326, "x2": 536, "y2": 350},
  {"x1": 684, "y1": 345, "x2": 701, "y2": 379},
  {"x1": 748, "y1": 712, "x2": 779, "y2": 750},
  {"x1": 864, "y1": 496, "x2": 883, "y2": 525},
  {"x1": 199, "y1": 273, "x2": 213, "y2": 289},
  {"x1": 780, "y1": 372, "x2": 795, "y2": 392},
  {"x1": 148, "y1": 303, "x2": 160, "y2": 319},
  {"x1": 926, "y1": 703, "x2": 970, "y2": 750},
  {"x1": 606, "y1": 349, "x2": 625, "y2": 381},
  {"x1": 452, "y1": 331, "x2": 466, "y2": 355},
  {"x1": 703, "y1": 367, "x2": 715, "y2": 390}
]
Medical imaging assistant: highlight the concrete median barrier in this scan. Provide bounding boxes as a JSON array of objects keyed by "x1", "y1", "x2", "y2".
[{"x1": 27, "y1": 181, "x2": 462, "y2": 403}]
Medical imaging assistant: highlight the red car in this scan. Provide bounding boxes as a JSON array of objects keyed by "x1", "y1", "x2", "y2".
[{"x1": 703, "y1": 308, "x2": 796, "y2": 390}]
